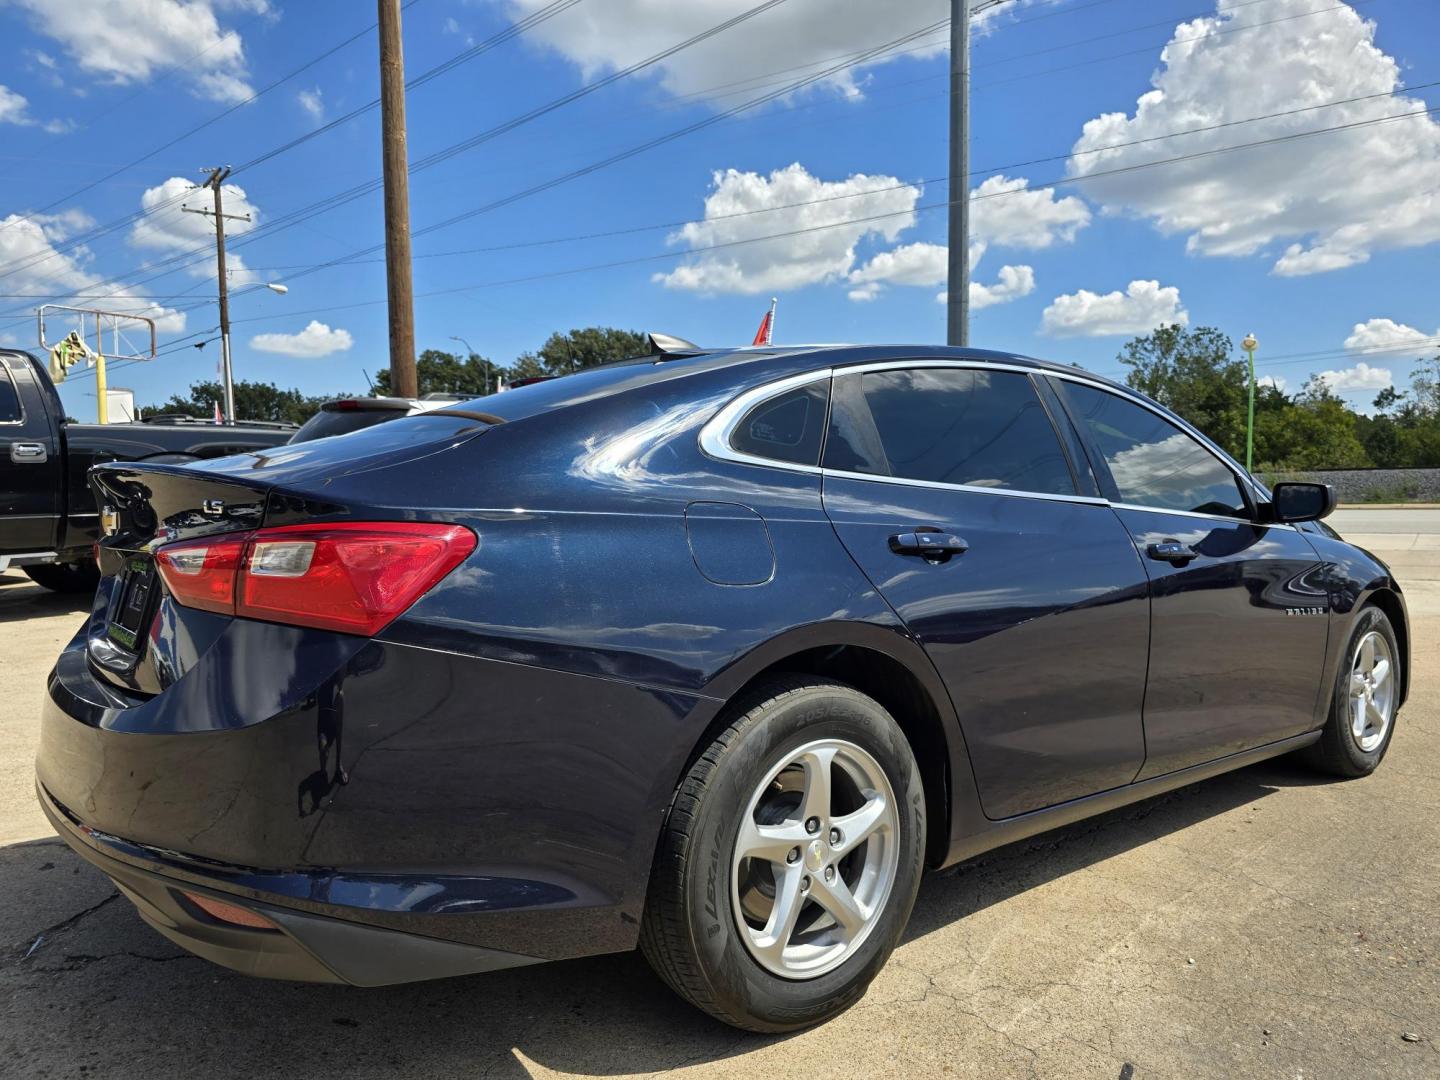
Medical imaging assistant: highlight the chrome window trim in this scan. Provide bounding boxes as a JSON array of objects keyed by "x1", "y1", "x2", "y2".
[
  {"x1": 0, "y1": 356, "x2": 23, "y2": 426},
  {"x1": 698, "y1": 357, "x2": 1280, "y2": 520},
  {"x1": 697, "y1": 367, "x2": 833, "y2": 475}
]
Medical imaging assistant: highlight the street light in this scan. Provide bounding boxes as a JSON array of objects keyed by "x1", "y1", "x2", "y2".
[
  {"x1": 449, "y1": 334, "x2": 491, "y2": 396},
  {"x1": 1242, "y1": 333, "x2": 1259, "y2": 472},
  {"x1": 264, "y1": 283, "x2": 288, "y2": 295}
]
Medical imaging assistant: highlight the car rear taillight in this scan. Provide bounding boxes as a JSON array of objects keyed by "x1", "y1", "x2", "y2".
[
  {"x1": 155, "y1": 522, "x2": 475, "y2": 636},
  {"x1": 154, "y1": 533, "x2": 250, "y2": 614}
]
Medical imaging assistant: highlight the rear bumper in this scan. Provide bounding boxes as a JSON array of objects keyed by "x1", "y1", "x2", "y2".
[{"x1": 39, "y1": 780, "x2": 542, "y2": 986}]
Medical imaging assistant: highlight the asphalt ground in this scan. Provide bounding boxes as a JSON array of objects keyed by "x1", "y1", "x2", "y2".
[{"x1": 1, "y1": 516, "x2": 1436, "y2": 1078}]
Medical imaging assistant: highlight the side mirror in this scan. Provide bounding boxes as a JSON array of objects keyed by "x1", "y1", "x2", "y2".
[{"x1": 1268, "y1": 481, "x2": 1337, "y2": 523}]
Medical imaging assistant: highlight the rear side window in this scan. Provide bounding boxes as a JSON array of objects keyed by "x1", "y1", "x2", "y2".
[
  {"x1": 1060, "y1": 382, "x2": 1247, "y2": 518},
  {"x1": 823, "y1": 367, "x2": 1075, "y2": 495},
  {"x1": 729, "y1": 382, "x2": 829, "y2": 466},
  {"x1": 0, "y1": 362, "x2": 20, "y2": 423}
]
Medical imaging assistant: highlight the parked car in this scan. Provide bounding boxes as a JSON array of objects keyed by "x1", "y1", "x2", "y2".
[
  {"x1": 37, "y1": 344, "x2": 1407, "y2": 1031},
  {"x1": 0, "y1": 349, "x2": 294, "y2": 591},
  {"x1": 287, "y1": 396, "x2": 451, "y2": 444}
]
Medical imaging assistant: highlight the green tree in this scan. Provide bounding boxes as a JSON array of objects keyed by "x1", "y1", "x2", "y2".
[
  {"x1": 1118, "y1": 324, "x2": 1249, "y2": 457},
  {"x1": 513, "y1": 327, "x2": 647, "y2": 377},
  {"x1": 373, "y1": 348, "x2": 496, "y2": 397},
  {"x1": 140, "y1": 380, "x2": 340, "y2": 425}
]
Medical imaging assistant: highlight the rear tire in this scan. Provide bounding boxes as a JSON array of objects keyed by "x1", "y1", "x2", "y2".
[
  {"x1": 24, "y1": 560, "x2": 100, "y2": 594},
  {"x1": 1302, "y1": 605, "x2": 1401, "y2": 777},
  {"x1": 640, "y1": 676, "x2": 925, "y2": 1032}
]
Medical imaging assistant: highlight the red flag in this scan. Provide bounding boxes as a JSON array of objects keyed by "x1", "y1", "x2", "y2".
[{"x1": 751, "y1": 310, "x2": 772, "y2": 346}]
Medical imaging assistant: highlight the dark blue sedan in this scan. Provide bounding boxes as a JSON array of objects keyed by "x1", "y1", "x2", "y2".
[{"x1": 37, "y1": 343, "x2": 1408, "y2": 1031}]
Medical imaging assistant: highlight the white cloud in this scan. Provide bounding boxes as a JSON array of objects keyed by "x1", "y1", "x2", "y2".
[
  {"x1": 1067, "y1": 0, "x2": 1440, "y2": 276},
  {"x1": 130, "y1": 176, "x2": 260, "y2": 284},
  {"x1": 967, "y1": 264, "x2": 1036, "y2": 310},
  {"x1": 1316, "y1": 361, "x2": 1391, "y2": 392},
  {"x1": 250, "y1": 321, "x2": 353, "y2": 358},
  {"x1": 0, "y1": 85, "x2": 30, "y2": 125},
  {"x1": 502, "y1": 0, "x2": 1044, "y2": 104},
  {"x1": 297, "y1": 86, "x2": 324, "y2": 121},
  {"x1": 1343, "y1": 318, "x2": 1437, "y2": 354},
  {"x1": 1041, "y1": 280, "x2": 1188, "y2": 337},
  {"x1": 1257, "y1": 374, "x2": 1287, "y2": 392},
  {"x1": 0, "y1": 83, "x2": 70, "y2": 132},
  {"x1": 847, "y1": 241, "x2": 946, "y2": 301},
  {"x1": 656, "y1": 163, "x2": 921, "y2": 294},
  {"x1": 0, "y1": 211, "x2": 184, "y2": 334},
  {"x1": 10, "y1": 0, "x2": 270, "y2": 104},
  {"x1": 971, "y1": 175, "x2": 1091, "y2": 250}
]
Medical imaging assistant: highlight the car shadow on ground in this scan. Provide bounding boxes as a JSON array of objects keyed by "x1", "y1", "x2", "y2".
[
  {"x1": 1, "y1": 760, "x2": 1334, "y2": 1077},
  {"x1": 0, "y1": 573, "x2": 90, "y2": 625}
]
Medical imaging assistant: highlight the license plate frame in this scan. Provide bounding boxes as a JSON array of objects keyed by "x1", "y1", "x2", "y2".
[{"x1": 106, "y1": 556, "x2": 157, "y2": 650}]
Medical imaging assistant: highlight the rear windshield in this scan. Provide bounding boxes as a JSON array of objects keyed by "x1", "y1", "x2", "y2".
[{"x1": 290, "y1": 407, "x2": 407, "y2": 444}]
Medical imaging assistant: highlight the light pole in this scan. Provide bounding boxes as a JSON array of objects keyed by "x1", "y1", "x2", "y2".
[
  {"x1": 449, "y1": 335, "x2": 490, "y2": 396},
  {"x1": 1243, "y1": 333, "x2": 1259, "y2": 472}
]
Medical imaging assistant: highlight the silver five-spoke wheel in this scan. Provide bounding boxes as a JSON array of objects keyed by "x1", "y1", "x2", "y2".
[
  {"x1": 1348, "y1": 630, "x2": 1396, "y2": 753},
  {"x1": 731, "y1": 738, "x2": 899, "y2": 979}
]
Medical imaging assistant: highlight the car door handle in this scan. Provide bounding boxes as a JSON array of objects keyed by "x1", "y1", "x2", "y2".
[
  {"x1": 9, "y1": 441, "x2": 48, "y2": 464},
  {"x1": 1147, "y1": 540, "x2": 1195, "y2": 564},
  {"x1": 889, "y1": 531, "x2": 968, "y2": 560}
]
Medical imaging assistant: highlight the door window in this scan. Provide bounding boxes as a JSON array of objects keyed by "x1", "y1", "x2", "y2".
[
  {"x1": 823, "y1": 367, "x2": 1075, "y2": 495},
  {"x1": 0, "y1": 362, "x2": 22, "y2": 423},
  {"x1": 1061, "y1": 381, "x2": 1247, "y2": 517}
]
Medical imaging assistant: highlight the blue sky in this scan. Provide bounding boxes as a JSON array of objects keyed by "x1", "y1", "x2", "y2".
[{"x1": 0, "y1": 0, "x2": 1436, "y2": 421}]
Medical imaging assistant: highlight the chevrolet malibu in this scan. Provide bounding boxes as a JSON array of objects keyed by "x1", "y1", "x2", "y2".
[{"x1": 37, "y1": 343, "x2": 1407, "y2": 1032}]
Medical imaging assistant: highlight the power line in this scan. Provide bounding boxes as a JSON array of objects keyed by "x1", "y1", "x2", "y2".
[
  {"x1": 0, "y1": 0, "x2": 570, "y2": 283},
  {"x1": 74, "y1": 99, "x2": 1434, "y2": 372},
  {"x1": 14, "y1": 85, "x2": 1437, "y2": 345}
]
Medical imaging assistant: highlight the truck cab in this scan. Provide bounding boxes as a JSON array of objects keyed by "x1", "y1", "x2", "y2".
[{"x1": 1, "y1": 349, "x2": 295, "y2": 590}]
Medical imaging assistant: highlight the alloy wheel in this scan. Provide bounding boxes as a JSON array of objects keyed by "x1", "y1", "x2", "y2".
[
  {"x1": 1348, "y1": 630, "x2": 1396, "y2": 753},
  {"x1": 730, "y1": 738, "x2": 899, "y2": 979}
]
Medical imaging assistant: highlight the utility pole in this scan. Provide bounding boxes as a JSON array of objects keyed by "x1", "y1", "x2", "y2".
[
  {"x1": 946, "y1": 0, "x2": 971, "y2": 348},
  {"x1": 185, "y1": 166, "x2": 249, "y2": 423},
  {"x1": 378, "y1": 0, "x2": 417, "y2": 398},
  {"x1": 1243, "y1": 333, "x2": 1259, "y2": 472},
  {"x1": 449, "y1": 335, "x2": 490, "y2": 396}
]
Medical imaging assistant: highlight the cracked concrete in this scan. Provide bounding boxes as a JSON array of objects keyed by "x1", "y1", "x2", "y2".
[{"x1": 2, "y1": 556, "x2": 1438, "y2": 1078}]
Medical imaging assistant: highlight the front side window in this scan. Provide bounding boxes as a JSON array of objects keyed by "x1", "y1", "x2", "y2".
[
  {"x1": 0, "y1": 361, "x2": 21, "y2": 423},
  {"x1": 823, "y1": 367, "x2": 1075, "y2": 495},
  {"x1": 729, "y1": 381, "x2": 829, "y2": 466},
  {"x1": 1061, "y1": 381, "x2": 1247, "y2": 518}
]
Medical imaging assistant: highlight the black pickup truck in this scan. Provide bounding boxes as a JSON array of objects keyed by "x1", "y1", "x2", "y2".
[{"x1": 1, "y1": 349, "x2": 294, "y2": 591}]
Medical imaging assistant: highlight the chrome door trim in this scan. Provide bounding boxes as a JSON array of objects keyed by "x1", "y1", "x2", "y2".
[{"x1": 697, "y1": 356, "x2": 1278, "y2": 519}]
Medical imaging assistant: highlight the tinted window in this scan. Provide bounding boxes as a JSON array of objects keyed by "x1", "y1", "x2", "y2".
[
  {"x1": 0, "y1": 363, "x2": 20, "y2": 423},
  {"x1": 823, "y1": 368, "x2": 1074, "y2": 495},
  {"x1": 729, "y1": 382, "x2": 829, "y2": 466},
  {"x1": 290, "y1": 407, "x2": 408, "y2": 444},
  {"x1": 1062, "y1": 382, "x2": 1247, "y2": 517}
]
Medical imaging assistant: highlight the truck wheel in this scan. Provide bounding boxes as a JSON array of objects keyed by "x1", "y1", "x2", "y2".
[
  {"x1": 640, "y1": 677, "x2": 925, "y2": 1032},
  {"x1": 24, "y1": 560, "x2": 100, "y2": 594}
]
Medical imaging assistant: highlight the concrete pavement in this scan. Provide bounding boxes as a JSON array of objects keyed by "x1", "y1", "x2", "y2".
[{"x1": 1, "y1": 519, "x2": 1437, "y2": 1078}]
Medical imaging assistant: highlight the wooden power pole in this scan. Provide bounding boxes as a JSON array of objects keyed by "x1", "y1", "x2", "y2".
[
  {"x1": 185, "y1": 166, "x2": 250, "y2": 422},
  {"x1": 378, "y1": 0, "x2": 417, "y2": 397}
]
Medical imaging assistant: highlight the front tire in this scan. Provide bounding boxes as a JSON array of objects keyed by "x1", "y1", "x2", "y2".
[
  {"x1": 640, "y1": 677, "x2": 925, "y2": 1032},
  {"x1": 1303, "y1": 605, "x2": 1401, "y2": 777}
]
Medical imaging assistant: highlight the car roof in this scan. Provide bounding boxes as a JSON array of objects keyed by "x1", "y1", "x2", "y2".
[{"x1": 456, "y1": 344, "x2": 1132, "y2": 425}]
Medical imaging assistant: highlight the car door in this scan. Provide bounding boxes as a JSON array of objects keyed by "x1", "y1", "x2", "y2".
[
  {"x1": 0, "y1": 353, "x2": 61, "y2": 555},
  {"x1": 1051, "y1": 377, "x2": 1330, "y2": 780},
  {"x1": 819, "y1": 363, "x2": 1152, "y2": 820}
]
